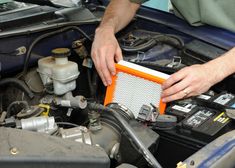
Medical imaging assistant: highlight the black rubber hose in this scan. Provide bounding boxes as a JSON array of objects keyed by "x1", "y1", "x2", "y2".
[
  {"x1": 91, "y1": 71, "x2": 99, "y2": 100},
  {"x1": 120, "y1": 34, "x2": 184, "y2": 54},
  {"x1": 6, "y1": 101, "x2": 29, "y2": 118},
  {"x1": 0, "y1": 78, "x2": 34, "y2": 99},
  {"x1": 153, "y1": 34, "x2": 184, "y2": 49},
  {"x1": 120, "y1": 38, "x2": 157, "y2": 53},
  {"x1": 87, "y1": 102, "x2": 162, "y2": 168},
  {"x1": 87, "y1": 69, "x2": 96, "y2": 98},
  {"x1": 21, "y1": 26, "x2": 92, "y2": 77}
]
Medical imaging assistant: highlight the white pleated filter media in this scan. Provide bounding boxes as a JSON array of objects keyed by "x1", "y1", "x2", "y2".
[{"x1": 113, "y1": 72, "x2": 162, "y2": 118}]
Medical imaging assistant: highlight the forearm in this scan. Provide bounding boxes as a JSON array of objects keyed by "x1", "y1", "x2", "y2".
[
  {"x1": 205, "y1": 47, "x2": 235, "y2": 84},
  {"x1": 98, "y1": 0, "x2": 140, "y2": 33}
]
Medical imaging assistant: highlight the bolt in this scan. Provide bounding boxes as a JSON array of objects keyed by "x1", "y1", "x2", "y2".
[
  {"x1": 10, "y1": 147, "x2": 19, "y2": 155},
  {"x1": 190, "y1": 160, "x2": 195, "y2": 166}
]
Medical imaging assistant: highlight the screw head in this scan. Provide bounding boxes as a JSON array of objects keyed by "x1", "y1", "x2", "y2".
[{"x1": 10, "y1": 147, "x2": 19, "y2": 155}]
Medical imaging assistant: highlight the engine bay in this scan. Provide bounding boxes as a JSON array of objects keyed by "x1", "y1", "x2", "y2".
[{"x1": 1, "y1": 1, "x2": 235, "y2": 168}]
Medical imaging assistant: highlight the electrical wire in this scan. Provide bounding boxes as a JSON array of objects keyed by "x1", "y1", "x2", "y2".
[{"x1": 56, "y1": 122, "x2": 79, "y2": 127}]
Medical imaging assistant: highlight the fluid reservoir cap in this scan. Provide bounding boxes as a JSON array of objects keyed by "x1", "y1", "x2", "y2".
[{"x1": 52, "y1": 48, "x2": 71, "y2": 58}]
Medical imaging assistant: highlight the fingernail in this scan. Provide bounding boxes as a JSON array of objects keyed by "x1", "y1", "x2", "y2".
[
  {"x1": 111, "y1": 71, "x2": 116, "y2": 76},
  {"x1": 107, "y1": 80, "x2": 112, "y2": 85},
  {"x1": 162, "y1": 98, "x2": 166, "y2": 103},
  {"x1": 103, "y1": 81, "x2": 107, "y2": 86}
]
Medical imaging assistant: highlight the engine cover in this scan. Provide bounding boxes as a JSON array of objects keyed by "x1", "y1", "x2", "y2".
[{"x1": 0, "y1": 127, "x2": 110, "y2": 168}]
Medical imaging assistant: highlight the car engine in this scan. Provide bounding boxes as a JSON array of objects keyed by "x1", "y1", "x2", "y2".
[{"x1": 0, "y1": 1, "x2": 235, "y2": 168}]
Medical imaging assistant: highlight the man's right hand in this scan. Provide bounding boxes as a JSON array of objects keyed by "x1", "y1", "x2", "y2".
[{"x1": 91, "y1": 26, "x2": 123, "y2": 86}]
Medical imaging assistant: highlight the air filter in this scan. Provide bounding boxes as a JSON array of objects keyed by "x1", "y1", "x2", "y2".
[{"x1": 104, "y1": 60, "x2": 169, "y2": 117}]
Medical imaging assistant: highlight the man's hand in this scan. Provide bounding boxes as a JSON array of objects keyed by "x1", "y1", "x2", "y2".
[
  {"x1": 90, "y1": 0, "x2": 140, "y2": 86},
  {"x1": 161, "y1": 64, "x2": 216, "y2": 102},
  {"x1": 91, "y1": 26, "x2": 122, "y2": 86},
  {"x1": 161, "y1": 47, "x2": 235, "y2": 103}
]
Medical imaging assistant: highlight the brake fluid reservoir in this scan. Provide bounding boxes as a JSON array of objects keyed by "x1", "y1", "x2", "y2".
[
  {"x1": 37, "y1": 48, "x2": 79, "y2": 95},
  {"x1": 52, "y1": 48, "x2": 79, "y2": 95},
  {"x1": 37, "y1": 56, "x2": 55, "y2": 86}
]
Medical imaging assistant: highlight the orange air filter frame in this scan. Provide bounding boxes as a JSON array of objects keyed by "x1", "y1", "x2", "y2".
[{"x1": 104, "y1": 60, "x2": 169, "y2": 115}]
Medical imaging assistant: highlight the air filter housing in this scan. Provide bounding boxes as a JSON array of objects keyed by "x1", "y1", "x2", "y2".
[{"x1": 104, "y1": 60, "x2": 169, "y2": 117}]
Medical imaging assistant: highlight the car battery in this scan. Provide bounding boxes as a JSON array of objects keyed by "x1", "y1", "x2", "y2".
[
  {"x1": 165, "y1": 100, "x2": 198, "y2": 121},
  {"x1": 156, "y1": 93, "x2": 233, "y2": 168},
  {"x1": 196, "y1": 92, "x2": 235, "y2": 109},
  {"x1": 211, "y1": 92, "x2": 235, "y2": 108},
  {"x1": 177, "y1": 106, "x2": 231, "y2": 142}
]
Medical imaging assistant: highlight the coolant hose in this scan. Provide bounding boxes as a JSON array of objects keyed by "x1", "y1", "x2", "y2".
[
  {"x1": 87, "y1": 102, "x2": 162, "y2": 168},
  {"x1": 0, "y1": 78, "x2": 34, "y2": 99}
]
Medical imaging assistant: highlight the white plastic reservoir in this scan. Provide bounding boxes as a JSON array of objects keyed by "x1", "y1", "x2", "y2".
[{"x1": 37, "y1": 48, "x2": 80, "y2": 95}]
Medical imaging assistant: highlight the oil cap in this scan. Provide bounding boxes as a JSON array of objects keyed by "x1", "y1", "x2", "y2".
[{"x1": 52, "y1": 48, "x2": 71, "y2": 58}]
